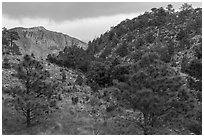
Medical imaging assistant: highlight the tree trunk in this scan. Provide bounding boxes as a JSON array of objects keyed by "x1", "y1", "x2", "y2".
[
  {"x1": 143, "y1": 118, "x2": 149, "y2": 135},
  {"x1": 10, "y1": 40, "x2": 13, "y2": 47},
  {"x1": 143, "y1": 127, "x2": 149, "y2": 135},
  {"x1": 143, "y1": 113, "x2": 151, "y2": 135},
  {"x1": 26, "y1": 109, "x2": 31, "y2": 127}
]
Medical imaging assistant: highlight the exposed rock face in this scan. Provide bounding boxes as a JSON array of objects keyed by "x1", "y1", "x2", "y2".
[{"x1": 9, "y1": 26, "x2": 88, "y2": 58}]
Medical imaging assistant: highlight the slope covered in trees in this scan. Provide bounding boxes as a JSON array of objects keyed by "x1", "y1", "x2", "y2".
[
  {"x1": 85, "y1": 3, "x2": 202, "y2": 134},
  {"x1": 2, "y1": 3, "x2": 202, "y2": 135}
]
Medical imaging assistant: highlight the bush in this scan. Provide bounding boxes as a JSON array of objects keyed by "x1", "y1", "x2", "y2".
[
  {"x1": 115, "y1": 43, "x2": 129, "y2": 57},
  {"x1": 86, "y1": 61, "x2": 111, "y2": 89}
]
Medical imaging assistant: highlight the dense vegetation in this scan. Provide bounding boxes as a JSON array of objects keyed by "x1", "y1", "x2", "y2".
[
  {"x1": 2, "y1": 3, "x2": 202, "y2": 135},
  {"x1": 2, "y1": 27, "x2": 21, "y2": 55}
]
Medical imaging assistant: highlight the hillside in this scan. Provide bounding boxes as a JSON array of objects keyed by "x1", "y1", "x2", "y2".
[
  {"x1": 2, "y1": 3, "x2": 202, "y2": 135},
  {"x1": 87, "y1": 5, "x2": 202, "y2": 64},
  {"x1": 6, "y1": 26, "x2": 88, "y2": 58}
]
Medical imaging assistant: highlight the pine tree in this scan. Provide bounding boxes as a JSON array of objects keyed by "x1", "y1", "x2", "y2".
[
  {"x1": 2, "y1": 28, "x2": 21, "y2": 55},
  {"x1": 112, "y1": 52, "x2": 197, "y2": 134},
  {"x1": 8, "y1": 54, "x2": 58, "y2": 127}
]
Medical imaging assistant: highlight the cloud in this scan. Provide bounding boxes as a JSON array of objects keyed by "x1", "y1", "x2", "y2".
[
  {"x1": 3, "y1": 2, "x2": 201, "y2": 42},
  {"x1": 3, "y1": 12, "x2": 141, "y2": 42},
  {"x1": 3, "y1": 2, "x2": 201, "y2": 22},
  {"x1": 2, "y1": 2, "x2": 146, "y2": 22}
]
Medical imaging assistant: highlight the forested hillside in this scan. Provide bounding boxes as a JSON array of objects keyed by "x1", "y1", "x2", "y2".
[{"x1": 2, "y1": 3, "x2": 202, "y2": 135}]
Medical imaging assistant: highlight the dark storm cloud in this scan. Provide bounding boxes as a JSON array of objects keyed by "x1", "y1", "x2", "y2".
[
  {"x1": 3, "y1": 2, "x2": 139, "y2": 21},
  {"x1": 3, "y1": 2, "x2": 202, "y2": 22}
]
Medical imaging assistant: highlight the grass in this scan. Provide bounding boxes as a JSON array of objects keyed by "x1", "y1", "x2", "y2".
[
  {"x1": 2, "y1": 93, "x2": 96, "y2": 135},
  {"x1": 2, "y1": 91, "x2": 142, "y2": 135},
  {"x1": 2, "y1": 92, "x2": 192, "y2": 135}
]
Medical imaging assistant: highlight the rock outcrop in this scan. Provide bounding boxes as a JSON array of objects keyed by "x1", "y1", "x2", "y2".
[{"x1": 9, "y1": 26, "x2": 88, "y2": 58}]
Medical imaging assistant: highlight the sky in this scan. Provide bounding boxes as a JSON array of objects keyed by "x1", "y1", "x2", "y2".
[{"x1": 2, "y1": 2, "x2": 202, "y2": 42}]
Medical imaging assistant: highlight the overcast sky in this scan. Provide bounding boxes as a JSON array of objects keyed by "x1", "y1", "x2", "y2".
[{"x1": 2, "y1": 2, "x2": 202, "y2": 42}]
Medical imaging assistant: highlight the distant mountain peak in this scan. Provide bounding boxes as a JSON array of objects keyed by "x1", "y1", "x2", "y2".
[
  {"x1": 9, "y1": 26, "x2": 88, "y2": 58},
  {"x1": 31, "y1": 26, "x2": 46, "y2": 30}
]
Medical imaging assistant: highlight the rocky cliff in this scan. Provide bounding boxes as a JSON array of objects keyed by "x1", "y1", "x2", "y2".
[{"x1": 9, "y1": 26, "x2": 88, "y2": 58}]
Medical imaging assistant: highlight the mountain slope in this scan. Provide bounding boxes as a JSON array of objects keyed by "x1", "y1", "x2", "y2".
[
  {"x1": 87, "y1": 6, "x2": 202, "y2": 63},
  {"x1": 83, "y1": 4, "x2": 202, "y2": 135},
  {"x1": 2, "y1": 3, "x2": 202, "y2": 135},
  {"x1": 9, "y1": 26, "x2": 88, "y2": 57}
]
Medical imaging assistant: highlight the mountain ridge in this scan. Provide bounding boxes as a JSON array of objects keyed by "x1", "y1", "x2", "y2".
[{"x1": 8, "y1": 26, "x2": 88, "y2": 58}]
